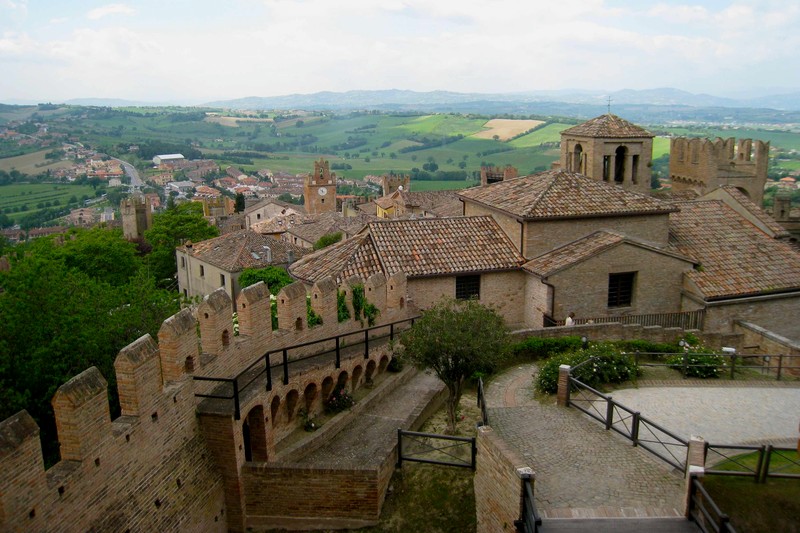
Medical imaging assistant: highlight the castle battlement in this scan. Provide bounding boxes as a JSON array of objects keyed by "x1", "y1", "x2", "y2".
[
  {"x1": 670, "y1": 136, "x2": 769, "y2": 204},
  {"x1": 0, "y1": 272, "x2": 410, "y2": 532}
]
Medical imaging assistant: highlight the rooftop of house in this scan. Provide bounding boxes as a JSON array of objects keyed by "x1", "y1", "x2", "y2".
[
  {"x1": 289, "y1": 215, "x2": 524, "y2": 283},
  {"x1": 669, "y1": 200, "x2": 800, "y2": 300},
  {"x1": 287, "y1": 212, "x2": 379, "y2": 245},
  {"x1": 560, "y1": 114, "x2": 654, "y2": 138},
  {"x1": 712, "y1": 186, "x2": 790, "y2": 238},
  {"x1": 458, "y1": 169, "x2": 676, "y2": 220},
  {"x1": 244, "y1": 197, "x2": 305, "y2": 216},
  {"x1": 523, "y1": 230, "x2": 693, "y2": 278},
  {"x1": 395, "y1": 189, "x2": 463, "y2": 217},
  {"x1": 178, "y1": 229, "x2": 308, "y2": 272}
]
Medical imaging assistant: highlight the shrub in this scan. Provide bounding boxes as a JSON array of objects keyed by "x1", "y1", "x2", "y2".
[
  {"x1": 511, "y1": 336, "x2": 583, "y2": 360},
  {"x1": 337, "y1": 290, "x2": 350, "y2": 322},
  {"x1": 665, "y1": 353, "x2": 726, "y2": 378},
  {"x1": 613, "y1": 339, "x2": 680, "y2": 354},
  {"x1": 306, "y1": 296, "x2": 322, "y2": 327},
  {"x1": 387, "y1": 354, "x2": 404, "y2": 372},
  {"x1": 324, "y1": 386, "x2": 355, "y2": 414},
  {"x1": 536, "y1": 342, "x2": 640, "y2": 394}
]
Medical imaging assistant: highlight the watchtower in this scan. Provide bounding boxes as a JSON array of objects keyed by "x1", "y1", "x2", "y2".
[
  {"x1": 303, "y1": 158, "x2": 336, "y2": 215},
  {"x1": 381, "y1": 174, "x2": 410, "y2": 196},
  {"x1": 559, "y1": 114, "x2": 653, "y2": 195},
  {"x1": 121, "y1": 196, "x2": 152, "y2": 241}
]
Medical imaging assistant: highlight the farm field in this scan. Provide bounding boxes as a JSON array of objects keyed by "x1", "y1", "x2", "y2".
[
  {"x1": 508, "y1": 122, "x2": 571, "y2": 148},
  {"x1": 204, "y1": 116, "x2": 274, "y2": 127},
  {"x1": 0, "y1": 150, "x2": 74, "y2": 174},
  {"x1": 0, "y1": 183, "x2": 99, "y2": 223},
  {"x1": 407, "y1": 180, "x2": 479, "y2": 191},
  {"x1": 472, "y1": 119, "x2": 544, "y2": 141}
]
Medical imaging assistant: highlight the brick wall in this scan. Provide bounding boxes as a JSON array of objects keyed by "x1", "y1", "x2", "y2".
[
  {"x1": 0, "y1": 271, "x2": 413, "y2": 533},
  {"x1": 474, "y1": 426, "x2": 530, "y2": 533}
]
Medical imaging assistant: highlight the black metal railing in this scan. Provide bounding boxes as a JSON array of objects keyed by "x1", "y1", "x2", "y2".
[
  {"x1": 705, "y1": 444, "x2": 800, "y2": 483},
  {"x1": 194, "y1": 316, "x2": 417, "y2": 419},
  {"x1": 514, "y1": 476, "x2": 542, "y2": 533},
  {"x1": 630, "y1": 352, "x2": 800, "y2": 381},
  {"x1": 477, "y1": 377, "x2": 489, "y2": 426},
  {"x1": 688, "y1": 474, "x2": 737, "y2": 533},
  {"x1": 396, "y1": 429, "x2": 477, "y2": 470},
  {"x1": 568, "y1": 376, "x2": 689, "y2": 471},
  {"x1": 553, "y1": 309, "x2": 705, "y2": 329}
]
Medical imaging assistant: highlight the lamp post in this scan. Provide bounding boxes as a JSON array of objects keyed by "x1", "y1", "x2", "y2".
[{"x1": 581, "y1": 336, "x2": 588, "y2": 350}]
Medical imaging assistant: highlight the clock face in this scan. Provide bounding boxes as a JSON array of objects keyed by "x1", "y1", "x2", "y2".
[{"x1": 318, "y1": 187, "x2": 328, "y2": 196}]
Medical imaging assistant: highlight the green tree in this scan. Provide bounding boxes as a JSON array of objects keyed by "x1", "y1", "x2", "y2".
[
  {"x1": 234, "y1": 192, "x2": 246, "y2": 213},
  {"x1": 313, "y1": 232, "x2": 343, "y2": 250},
  {"x1": 57, "y1": 227, "x2": 140, "y2": 286},
  {"x1": 144, "y1": 202, "x2": 218, "y2": 286},
  {"x1": 238, "y1": 266, "x2": 293, "y2": 293},
  {"x1": 401, "y1": 298, "x2": 508, "y2": 433}
]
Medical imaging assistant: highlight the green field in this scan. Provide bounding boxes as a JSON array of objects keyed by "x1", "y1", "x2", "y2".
[
  {"x1": 0, "y1": 150, "x2": 75, "y2": 174},
  {"x1": 0, "y1": 183, "x2": 99, "y2": 223},
  {"x1": 508, "y1": 123, "x2": 572, "y2": 148},
  {"x1": 408, "y1": 180, "x2": 479, "y2": 191}
]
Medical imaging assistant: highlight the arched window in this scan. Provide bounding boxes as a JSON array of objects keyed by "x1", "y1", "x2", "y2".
[
  {"x1": 614, "y1": 146, "x2": 627, "y2": 183},
  {"x1": 573, "y1": 144, "x2": 583, "y2": 173},
  {"x1": 243, "y1": 406, "x2": 268, "y2": 462}
]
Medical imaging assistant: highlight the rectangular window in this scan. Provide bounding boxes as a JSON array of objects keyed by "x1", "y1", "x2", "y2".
[
  {"x1": 180, "y1": 256, "x2": 186, "y2": 268},
  {"x1": 455, "y1": 275, "x2": 480, "y2": 300},
  {"x1": 602, "y1": 156, "x2": 610, "y2": 181},
  {"x1": 220, "y1": 274, "x2": 226, "y2": 287},
  {"x1": 608, "y1": 272, "x2": 635, "y2": 307},
  {"x1": 631, "y1": 155, "x2": 639, "y2": 184},
  {"x1": 199, "y1": 265, "x2": 205, "y2": 277}
]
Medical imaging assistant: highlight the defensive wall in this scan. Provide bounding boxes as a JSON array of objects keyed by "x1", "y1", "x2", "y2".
[
  {"x1": 669, "y1": 137, "x2": 769, "y2": 204},
  {"x1": 0, "y1": 272, "x2": 414, "y2": 533}
]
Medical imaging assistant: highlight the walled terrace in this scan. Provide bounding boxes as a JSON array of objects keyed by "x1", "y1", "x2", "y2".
[{"x1": 0, "y1": 272, "x2": 420, "y2": 532}]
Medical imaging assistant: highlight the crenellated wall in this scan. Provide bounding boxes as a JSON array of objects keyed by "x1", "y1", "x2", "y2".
[
  {"x1": 0, "y1": 273, "x2": 412, "y2": 533},
  {"x1": 669, "y1": 137, "x2": 769, "y2": 204}
]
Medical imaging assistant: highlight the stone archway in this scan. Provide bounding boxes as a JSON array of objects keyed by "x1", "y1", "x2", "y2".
[
  {"x1": 304, "y1": 382, "x2": 318, "y2": 413},
  {"x1": 351, "y1": 366, "x2": 363, "y2": 392},
  {"x1": 286, "y1": 389, "x2": 299, "y2": 422},
  {"x1": 270, "y1": 396, "x2": 281, "y2": 427},
  {"x1": 243, "y1": 405, "x2": 268, "y2": 462}
]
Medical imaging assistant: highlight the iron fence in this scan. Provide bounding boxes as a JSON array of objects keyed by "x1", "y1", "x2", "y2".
[
  {"x1": 688, "y1": 475, "x2": 737, "y2": 533},
  {"x1": 554, "y1": 309, "x2": 706, "y2": 329},
  {"x1": 568, "y1": 376, "x2": 689, "y2": 471},
  {"x1": 705, "y1": 444, "x2": 800, "y2": 483},
  {"x1": 631, "y1": 351, "x2": 800, "y2": 381},
  {"x1": 396, "y1": 429, "x2": 477, "y2": 470},
  {"x1": 514, "y1": 476, "x2": 542, "y2": 533},
  {"x1": 194, "y1": 316, "x2": 417, "y2": 419},
  {"x1": 477, "y1": 377, "x2": 489, "y2": 426}
]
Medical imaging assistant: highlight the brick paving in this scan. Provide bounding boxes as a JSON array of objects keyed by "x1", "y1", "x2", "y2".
[{"x1": 485, "y1": 364, "x2": 800, "y2": 520}]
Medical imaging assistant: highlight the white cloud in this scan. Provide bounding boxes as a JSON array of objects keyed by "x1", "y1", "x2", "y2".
[{"x1": 86, "y1": 3, "x2": 134, "y2": 21}]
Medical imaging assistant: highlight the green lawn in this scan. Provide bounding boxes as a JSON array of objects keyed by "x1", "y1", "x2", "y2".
[{"x1": 0, "y1": 149, "x2": 75, "y2": 174}]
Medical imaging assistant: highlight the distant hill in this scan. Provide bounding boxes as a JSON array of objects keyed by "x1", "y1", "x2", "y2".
[{"x1": 203, "y1": 88, "x2": 800, "y2": 123}]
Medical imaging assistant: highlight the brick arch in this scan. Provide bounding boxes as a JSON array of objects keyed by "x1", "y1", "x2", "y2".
[
  {"x1": 378, "y1": 355, "x2": 390, "y2": 373},
  {"x1": 365, "y1": 360, "x2": 377, "y2": 383},
  {"x1": 336, "y1": 371, "x2": 349, "y2": 390},
  {"x1": 222, "y1": 329, "x2": 230, "y2": 348},
  {"x1": 285, "y1": 389, "x2": 299, "y2": 422},
  {"x1": 321, "y1": 376, "x2": 334, "y2": 400},
  {"x1": 243, "y1": 405, "x2": 268, "y2": 462},
  {"x1": 351, "y1": 365, "x2": 363, "y2": 392},
  {"x1": 270, "y1": 396, "x2": 281, "y2": 427},
  {"x1": 303, "y1": 382, "x2": 318, "y2": 412}
]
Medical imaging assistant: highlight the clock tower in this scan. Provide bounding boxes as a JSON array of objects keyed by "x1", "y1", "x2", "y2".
[{"x1": 304, "y1": 158, "x2": 336, "y2": 215}]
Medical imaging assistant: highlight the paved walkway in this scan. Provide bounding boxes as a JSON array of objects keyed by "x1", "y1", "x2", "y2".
[{"x1": 484, "y1": 364, "x2": 800, "y2": 520}]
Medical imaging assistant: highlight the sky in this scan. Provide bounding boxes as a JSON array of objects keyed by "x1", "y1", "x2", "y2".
[{"x1": 1, "y1": 0, "x2": 798, "y2": 104}]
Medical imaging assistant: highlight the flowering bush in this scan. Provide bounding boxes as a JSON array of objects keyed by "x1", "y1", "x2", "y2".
[
  {"x1": 232, "y1": 312, "x2": 240, "y2": 336},
  {"x1": 324, "y1": 386, "x2": 355, "y2": 414},
  {"x1": 536, "y1": 342, "x2": 640, "y2": 394},
  {"x1": 665, "y1": 353, "x2": 726, "y2": 378}
]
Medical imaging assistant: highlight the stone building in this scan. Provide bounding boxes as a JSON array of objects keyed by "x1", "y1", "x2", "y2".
[
  {"x1": 120, "y1": 196, "x2": 152, "y2": 241},
  {"x1": 480, "y1": 165, "x2": 518, "y2": 186},
  {"x1": 176, "y1": 229, "x2": 308, "y2": 307}
]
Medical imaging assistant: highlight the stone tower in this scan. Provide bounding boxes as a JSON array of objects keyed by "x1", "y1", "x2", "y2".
[
  {"x1": 381, "y1": 174, "x2": 410, "y2": 196},
  {"x1": 303, "y1": 158, "x2": 336, "y2": 215},
  {"x1": 121, "y1": 196, "x2": 152, "y2": 241},
  {"x1": 669, "y1": 137, "x2": 769, "y2": 205},
  {"x1": 559, "y1": 114, "x2": 653, "y2": 195}
]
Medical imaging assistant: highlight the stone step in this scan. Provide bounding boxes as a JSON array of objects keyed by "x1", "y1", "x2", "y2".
[{"x1": 540, "y1": 517, "x2": 699, "y2": 532}]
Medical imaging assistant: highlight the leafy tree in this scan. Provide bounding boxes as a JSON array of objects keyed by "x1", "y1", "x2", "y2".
[
  {"x1": 401, "y1": 298, "x2": 508, "y2": 433},
  {"x1": 144, "y1": 202, "x2": 218, "y2": 286},
  {"x1": 313, "y1": 232, "x2": 343, "y2": 250},
  {"x1": 57, "y1": 227, "x2": 140, "y2": 286},
  {"x1": 234, "y1": 192, "x2": 246, "y2": 213},
  {"x1": 0, "y1": 238, "x2": 179, "y2": 465},
  {"x1": 238, "y1": 266, "x2": 293, "y2": 293}
]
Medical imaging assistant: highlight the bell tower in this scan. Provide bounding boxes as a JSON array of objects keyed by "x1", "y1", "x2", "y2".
[
  {"x1": 559, "y1": 114, "x2": 653, "y2": 195},
  {"x1": 304, "y1": 158, "x2": 336, "y2": 214}
]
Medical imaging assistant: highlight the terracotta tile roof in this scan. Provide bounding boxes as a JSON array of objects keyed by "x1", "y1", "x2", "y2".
[
  {"x1": 179, "y1": 229, "x2": 308, "y2": 272},
  {"x1": 290, "y1": 216, "x2": 524, "y2": 283},
  {"x1": 669, "y1": 200, "x2": 800, "y2": 299},
  {"x1": 561, "y1": 114, "x2": 654, "y2": 138},
  {"x1": 289, "y1": 233, "x2": 383, "y2": 283},
  {"x1": 287, "y1": 212, "x2": 379, "y2": 245},
  {"x1": 458, "y1": 169, "x2": 676, "y2": 220},
  {"x1": 717, "y1": 186, "x2": 790, "y2": 238},
  {"x1": 398, "y1": 190, "x2": 463, "y2": 217},
  {"x1": 523, "y1": 230, "x2": 693, "y2": 277}
]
